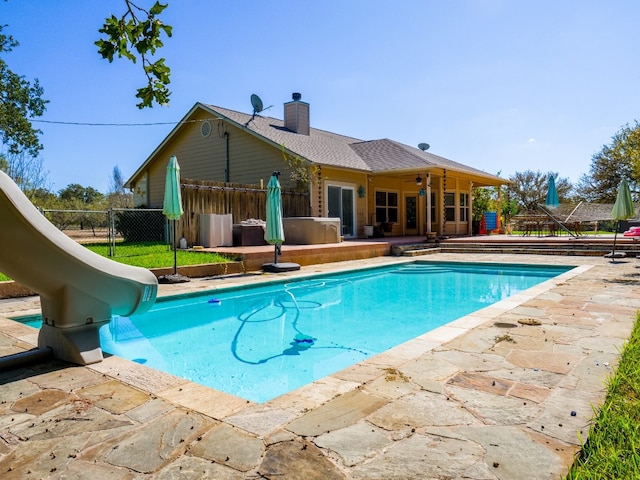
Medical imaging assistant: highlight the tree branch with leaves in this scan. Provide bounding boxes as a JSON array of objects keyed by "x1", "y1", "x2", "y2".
[
  {"x1": 0, "y1": 25, "x2": 48, "y2": 157},
  {"x1": 95, "y1": 1, "x2": 173, "y2": 108}
]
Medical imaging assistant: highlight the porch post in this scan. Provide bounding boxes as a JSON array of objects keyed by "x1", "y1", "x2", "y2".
[
  {"x1": 426, "y1": 173, "x2": 432, "y2": 233},
  {"x1": 469, "y1": 181, "x2": 474, "y2": 237},
  {"x1": 497, "y1": 185, "x2": 502, "y2": 233}
]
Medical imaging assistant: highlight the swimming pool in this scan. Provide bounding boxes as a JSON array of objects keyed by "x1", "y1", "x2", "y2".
[{"x1": 17, "y1": 261, "x2": 571, "y2": 403}]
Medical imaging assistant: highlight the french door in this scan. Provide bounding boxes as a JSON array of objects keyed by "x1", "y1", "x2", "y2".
[{"x1": 404, "y1": 193, "x2": 419, "y2": 235}]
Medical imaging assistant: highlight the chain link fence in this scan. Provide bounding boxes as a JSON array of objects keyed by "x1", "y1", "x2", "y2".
[{"x1": 42, "y1": 208, "x2": 167, "y2": 257}]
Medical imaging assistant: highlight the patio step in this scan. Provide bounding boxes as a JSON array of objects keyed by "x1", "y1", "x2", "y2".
[
  {"x1": 392, "y1": 239, "x2": 640, "y2": 258},
  {"x1": 437, "y1": 240, "x2": 639, "y2": 257}
]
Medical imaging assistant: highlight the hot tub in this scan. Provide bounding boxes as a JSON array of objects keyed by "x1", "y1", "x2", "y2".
[{"x1": 283, "y1": 217, "x2": 341, "y2": 244}]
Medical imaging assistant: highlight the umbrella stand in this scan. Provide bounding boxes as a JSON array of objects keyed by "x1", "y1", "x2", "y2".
[
  {"x1": 606, "y1": 178, "x2": 635, "y2": 263},
  {"x1": 608, "y1": 221, "x2": 625, "y2": 263},
  {"x1": 262, "y1": 172, "x2": 300, "y2": 273},
  {"x1": 159, "y1": 218, "x2": 190, "y2": 283},
  {"x1": 173, "y1": 219, "x2": 178, "y2": 275},
  {"x1": 159, "y1": 155, "x2": 190, "y2": 284}
]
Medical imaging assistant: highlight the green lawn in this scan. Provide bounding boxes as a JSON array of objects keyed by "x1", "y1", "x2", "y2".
[
  {"x1": 565, "y1": 313, "x2": 640, "y2": 479},
  {"x1": 0, "y1": 242, "x2": 232, "y2": 281}
]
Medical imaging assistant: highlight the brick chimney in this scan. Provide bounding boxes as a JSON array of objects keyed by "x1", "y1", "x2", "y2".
[{"x1": 284, "y1": 92, "x2": 310, "y2": 135}]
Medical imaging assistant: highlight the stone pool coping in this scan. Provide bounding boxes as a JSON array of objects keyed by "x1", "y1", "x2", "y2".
[{"x1": 1, "y1": 252, "x2": 639, "y2": 479}]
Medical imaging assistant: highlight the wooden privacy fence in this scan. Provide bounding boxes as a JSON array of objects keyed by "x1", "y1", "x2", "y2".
[{"x1": 178, "y1": 179, "x2": 310, "y2": 245}]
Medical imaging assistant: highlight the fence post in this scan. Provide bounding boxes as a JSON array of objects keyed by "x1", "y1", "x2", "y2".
[{"x1": 108, "y1": 209, "x2": 115, "y2": 257}]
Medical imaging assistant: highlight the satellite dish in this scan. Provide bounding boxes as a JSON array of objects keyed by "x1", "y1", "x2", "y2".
[
  {"x1": 418, "y1": 143, "x2": 430, "y2": 151},
  {"x1": 251, "y1": 94, "x2": 264, "y2": 114}
]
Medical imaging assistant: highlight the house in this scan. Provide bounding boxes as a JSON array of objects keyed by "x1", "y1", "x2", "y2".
[{"x1": 125, "y1": 93, "x2": 507, "y2": 239}]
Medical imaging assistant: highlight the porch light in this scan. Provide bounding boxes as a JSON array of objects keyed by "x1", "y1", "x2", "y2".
[{"x1": 416, "y1": 175, "x2": 423, "y2": 186}]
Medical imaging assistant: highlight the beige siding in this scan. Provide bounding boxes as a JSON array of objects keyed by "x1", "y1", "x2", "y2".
[{"x1": 141, "y1": 110, "x2": 300, "y2": 207}]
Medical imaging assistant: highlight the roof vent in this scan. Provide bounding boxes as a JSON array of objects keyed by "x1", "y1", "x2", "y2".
[{"x1": 292, "y1": 92, "x2": 302, "y2": 101}]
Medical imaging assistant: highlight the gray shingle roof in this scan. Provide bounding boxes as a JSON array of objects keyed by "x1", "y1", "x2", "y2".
[
  {"x1": 200, "y1": 103, "x2": 504, "y2": 182},
  {"x1": 203, "y1": 104, "x2": 369, "y2": 171},
  {"x1": 349, "y1": 138, "x2": 501, "y2": 178}
]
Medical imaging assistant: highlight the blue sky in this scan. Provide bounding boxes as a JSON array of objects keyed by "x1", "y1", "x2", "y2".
[{"x1": 3, "y1": 0, "x2": 639, "y2": 193}]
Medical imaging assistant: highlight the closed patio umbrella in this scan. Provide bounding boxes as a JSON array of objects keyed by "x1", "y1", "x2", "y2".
[
  {"x1": 161, "y1": 155, "x2": 189, "y2": 281},
  {"x1": 545, "y1": 174, "x2": 559, "y2": 208},
  {"x1": 608, "y1": 178, "x2": 635, "y2": 262},
  {"x1": 262, "y1": 172, "x2": 299, "y2": 273},
  {"x1": 264, "y1": 172, "x2": 285, "y2": 261}
]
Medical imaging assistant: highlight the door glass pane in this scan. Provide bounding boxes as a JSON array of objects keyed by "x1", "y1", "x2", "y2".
[
  {"x1": 445, "y1": 192, "x2": 455, "y2": 222},
  {"x1": 328, "y1": 186, "x2": 341, "y2": 218},
  {"x1": 430, "y1": 191, "x2": 437, "y2": 224},
  {"x1": 388, "y1": 207, "x2": 398, "y2": 223},
  {"x1": 342, "y1": 188, "x2": 354, "y2": 236},
  {"x1": 406, "y1": 196, "x2": 417, "y2": 229}
]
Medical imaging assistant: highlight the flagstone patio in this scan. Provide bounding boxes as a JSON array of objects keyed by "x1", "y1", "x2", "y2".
[{"x1": 1, "y1": 252, "x2": 638, "y2": 479}]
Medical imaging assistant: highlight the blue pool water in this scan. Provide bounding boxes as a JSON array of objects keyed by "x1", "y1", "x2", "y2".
[{"x1": 16, "y1": 261, "x2": 571, "y2": 403}]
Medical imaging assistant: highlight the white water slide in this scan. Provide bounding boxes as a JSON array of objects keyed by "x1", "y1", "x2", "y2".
[{"x1": 0, "y1": 171, "x2": 158, "y2": 365}]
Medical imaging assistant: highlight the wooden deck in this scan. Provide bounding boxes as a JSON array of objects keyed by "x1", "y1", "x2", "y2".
[
  {"x1": 200, "y1": 237, "x2": 422, "y2": 272},
  {"x1": 201, "y1": 233, "x2": 640, "y2": 272}
]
